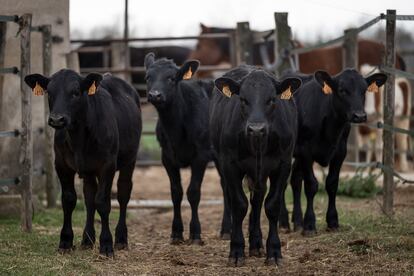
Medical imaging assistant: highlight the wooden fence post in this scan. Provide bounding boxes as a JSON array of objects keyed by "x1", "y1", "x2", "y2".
[
  {"x1": 235, "y1": 22, "x2": 253, "y2": 65},
  {"x1": 343, "y1": 28, "x2": 359, "y2": 163},
  {"x1": 111, "y1": 41, "x2": 130, "y2": 82},
  {"x1": 66, "y1": 51, "x2": 80, "y2": 73},
  {"x1": 19, "y1": 14, "x2": 33, "y2": 232},
  {"x1": 41, "y1": 25, "x2": 58, "y2": 208},
  {"x1": 0, "y1": 22, "x2": 6, "y2": 124},
  {"x1": 274, "y1": 12, "x2": 291, "y2": 77},
  {"x1": 383, "y1": 9, "x2": 396, "y2": 216}
]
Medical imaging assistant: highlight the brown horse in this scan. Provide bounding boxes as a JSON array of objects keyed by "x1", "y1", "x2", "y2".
[{"x1": 190, "y1": 24, "x2": 406, "y2": 76}]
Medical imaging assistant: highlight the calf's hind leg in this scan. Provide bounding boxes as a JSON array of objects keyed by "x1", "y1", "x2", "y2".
[{"x1": 115, "y1": 162, "x2": 135, "y2": 250}]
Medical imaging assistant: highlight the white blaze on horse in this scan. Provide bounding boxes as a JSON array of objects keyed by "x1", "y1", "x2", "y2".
[{"x1": 358, "y1": 64, "x2": 412, "y2": 171}]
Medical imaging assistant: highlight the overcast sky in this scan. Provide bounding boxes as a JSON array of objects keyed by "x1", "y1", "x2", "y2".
[{"x1": 70, "y1": 0, "x2": 414, "y2": 43}]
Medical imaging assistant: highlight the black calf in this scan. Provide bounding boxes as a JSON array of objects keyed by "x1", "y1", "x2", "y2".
[
  {"x1": 24, "y1": 70, "x2": 142, "y2": 256},
  {"x1": 210, "y1": 65, "x2": 301, "y2": 266},
  {"x1": 144, "y1": 53, "x2": 231, "y2": 244},
  {"x1": 279, "y1": 69, "x2": 386, "y2": 234}
]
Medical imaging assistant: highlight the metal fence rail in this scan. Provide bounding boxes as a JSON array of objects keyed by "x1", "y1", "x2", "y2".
[
  {"x1": 0, "y1": 129, "x2": 20, "y2": 138},
  {"x1": 0, "y1": 67, "x2": 19, "y2": 74}
]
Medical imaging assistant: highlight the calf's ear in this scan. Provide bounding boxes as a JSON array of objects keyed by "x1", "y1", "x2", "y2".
[
  {"x1": 177, "y1": 60, "x2": 200, "y2": 81},
  {"x1": 214, "y1": 77, "x2": 240, "y2": 98},
  {"x1": 275, "y1": 77, "x2": 302, "y2": 100},
  {"x1": 144, "y1": 52, "x2": 155, "y2": 69},
  {"x1": 82, "y1": 73, "x2": 103, "y2": 96},
  {"x1": 314, "y1": 70, "x2": 335, "y2": 95},
  {"x1": 24, "y1": 74, "x2": 49, "y2": 96},
  {"x1": 365, "y1": 73, "x2": 387, "y2": 93}
]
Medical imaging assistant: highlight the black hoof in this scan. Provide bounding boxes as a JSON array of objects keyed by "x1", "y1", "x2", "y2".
[
  {"x1": 249, "y1": 248, "x2": 265, "y2": 257},
  {"x1": 114, "y1": 242, "x2": 128, "y2": 250},
  {"x1": 57, "y1": 246, "x2": 74, "y2": 254},
  {"x1": 293, "y1": 225, "x2": 303, "y2": 232},
  {"x1": 80, "y1": 243, "x2": 94, "y2": 250},
  {"x1": 227, "y1": 257, "x2": 245, "y2": 267},
  {"x1": 99, "y1": 245, "x2": 114, "y2": 258},
  {"x1": 265, "y1": 257, "x2": 283, "y2": 266},
  {"x1": 220, "y1": 233, "x2": 231, "y2": 240},
  {"x1": 279, "y1": 226, "x2": 291, "y2": 234},
  {"x1": 188, "y1": 239, "x2": 204, "y2": 246},
  {"x1": 326, "y1": 226, "x2": 339, "y2": 232},
  {"x1": 302, "y1": 229, "x2": 317, "y2": 237},
  {"x1": 170, "y1": 237, "x2": 184, "y2": 245}
]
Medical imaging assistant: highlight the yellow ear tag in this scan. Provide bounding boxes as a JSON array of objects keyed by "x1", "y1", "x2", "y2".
[
  {"x1": 280, "y1": 86, "x2": 292, "y2": 100},
  {"x1": 222, "y1": 85, "x2": 232, "y2": 98},
  {"x1": 323, "y1": 82, "x2": 332, "y2": 95},
  {"x1": 367, "y1": 82, "x2": 379, "y2": 93},
  {"x1": 183, "y1": 67, "x2": 193, "y2": 80},
  {"x1": 33, "y1": 82, "x2": 44, "y2": 96},
  {"x1": 88, "y1": 81, "x2": 96, "y2": 95}
]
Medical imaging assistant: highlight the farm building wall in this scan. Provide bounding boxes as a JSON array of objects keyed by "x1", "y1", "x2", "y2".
[{"x1": 0, "y1": 0, "x2": 70, "y2": 191}]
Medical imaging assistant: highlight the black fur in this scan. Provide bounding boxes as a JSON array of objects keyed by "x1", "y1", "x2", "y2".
[
  {"x1": 278, "y1": 69, "x2": 386, "y2": 234},
  {"x1": 210, "y1": 65, "x2": 300, "y2": 266},
  {"x1": 24, "y1": 69, "x2": 142, "y2": 256},
  {"x1": 144, "y1": 53, "x2": 231, "y2": 243}
]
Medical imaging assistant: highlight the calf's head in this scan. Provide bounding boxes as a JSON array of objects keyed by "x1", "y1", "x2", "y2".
[
  {"x1": 24, "y1": 70, "x2": 102, "y2": 129},
  {"x1": 144, "y1": 52, "x2": 200, "y2": 107},
  {"x1": 314, "y1": 69, "x2": 387, "y2": 123},
  {"x1": 215, "y1": 70, "x2": 301, "y2": 154}
]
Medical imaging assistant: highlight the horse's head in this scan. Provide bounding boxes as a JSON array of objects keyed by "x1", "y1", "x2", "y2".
[{"x1": 190, "y1": 24, "x2": 233, "y2": 72}]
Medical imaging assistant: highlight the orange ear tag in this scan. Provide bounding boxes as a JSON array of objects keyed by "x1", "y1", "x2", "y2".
[
  {"x1": 280, "y1": 86, "x2": 292, "y2": 100},
  {"x1": 88, "y1": 81, "x2": 96, "y2": 95},
  {"x1": 367, "y1": 82, "x2": 379, "y2": 93},
  {"x1": 33, "y1": 82, "x2": 44, "y2": 96},
  {"x1": 183, "y1": 68, "x2": 192, "y2": 80},
  {"x1": 222, "y1": 85, "x2": 232, "y2": 98},
  {"x1": 322, "y1": 82, "x2": 332, "y2": 94}
]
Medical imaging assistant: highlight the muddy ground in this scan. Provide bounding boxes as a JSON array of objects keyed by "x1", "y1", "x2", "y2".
[{"x1": 76, "y1": 167, "x2": 414, "y2": 275}]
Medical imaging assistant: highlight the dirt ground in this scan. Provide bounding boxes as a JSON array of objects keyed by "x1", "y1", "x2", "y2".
[{"x1": 85, "y1": 167, "x2": 414, "y2": 275}]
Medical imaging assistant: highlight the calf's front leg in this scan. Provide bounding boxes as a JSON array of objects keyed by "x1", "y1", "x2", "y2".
[
  {"x1": 265, "y1": 161, "x2": 291, "y2": 265},
  {"x1": 162, "y1": 153, "x2": 184, "y2": 244},
  {"x1": 55, "y1": 162, "x2": 77, "y2": 253},
  {"x1": 96, "y1": 162, "x2": 116, "y2": 257},
  {"x1": 223, "y1": 163, "x2": 247, "y2": 267}
]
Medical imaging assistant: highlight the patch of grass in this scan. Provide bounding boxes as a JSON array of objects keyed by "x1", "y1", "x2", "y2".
[
  {"x1": 316, "y1": 167, "x2": 382, "y2": 198},
  {"x1": 0, "y1": 202, "x2": 121, "y2": 275},
  {"x1": 337, "y1": 169, "x2": 382, "y2": 198},
  {"x1": 310, "y1": 200, "x2": 414, "y2": 264}
]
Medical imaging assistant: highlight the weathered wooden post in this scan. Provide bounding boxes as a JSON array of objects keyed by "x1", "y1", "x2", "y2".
[
  {"x1": 66, "y1": 51, "x2": 80, "y2": 73},
  {"x1": 111, "y1": 41, "x2": 130, "y2": 82},
  {"x1": 0, "y1": 22, "x2": 6, "y2": 123},
  {"x1": 19, "y1": 14, "x2": 33, "y2": 232},
  {"x1": 383, "y1": 9, "x2": 396, "y2": 216},
  {"x1": 235, "y1": 22, "x2": 253, "y2": 65},
  {"x1": 123, "y1": 0, "x2": 131, "y2": 82},
  {"x1": 41, "y1": 25, "x2": 58, "y2": 208},
  {"x1": 274, "y1": 12, "x2": 291, "y2": 77},
  {"x1": 343, "y1": 28, "x2": 359, "y2": 163},
  {"x1": 228, "y1": 31, "x2": 237, "y2": 67}
]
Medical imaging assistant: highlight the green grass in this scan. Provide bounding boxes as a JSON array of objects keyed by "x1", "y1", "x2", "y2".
[{"x1": 0, "y1": 202, "x2": 121, "y2": 275}]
